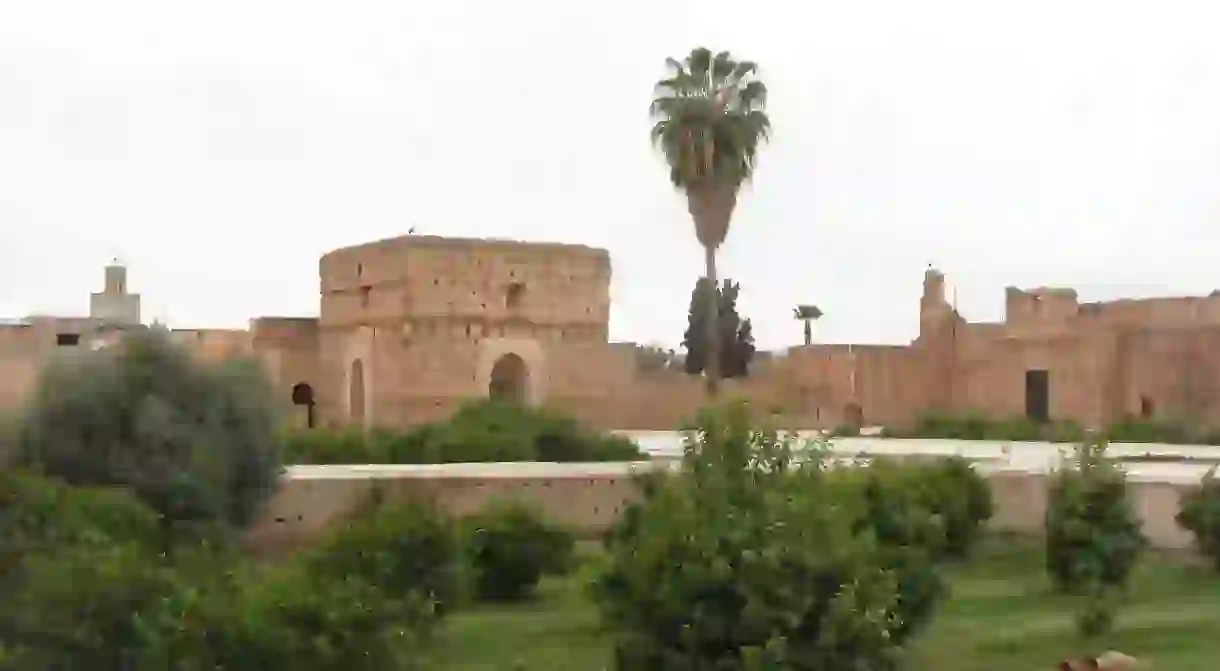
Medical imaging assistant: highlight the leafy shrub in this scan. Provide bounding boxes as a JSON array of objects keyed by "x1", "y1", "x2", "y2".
[
  {"x1": 0, "y1": 540, "x2": 180, "y2": 668},
  {"x1": 1045, "y1": 435, "x2": 1145, "y2": 637},
  {"x1": 1176, "y1": 466, "x2": 1220, "y2": 570},
  {"x1": 284, "y1": 399, "x2": 644, "y2": 464},
  {"x1": 833, "y1": 460, "x2": 946, "y2": 642},
  {"x1": 1106, "y1": 417, "x2": 1190, "y2": 444},
  {"x1": 1045, "y1": 436, "x2": 1145, "y2": 594},
  {"x1": 14, "y1": 328, "x2": 283, "y2": 531},
  {"x1": 301, "y1": 494, "x2": 463, "y2": 619},
  {"x1": 828, "y1": 422, "x2": 861, "y2": 437},
  {"x1": 886, "y1": 412, "x2": 1084, "y2": 443},
  {"x1": 914, "y1": 456, "x2": 994, "y2": 559},
  {"x1": 141, "y1": 564, "x2": 428, "y2": 670},
  {"x1": 281, "y1": 426, "x2": 371, "y2": 464},
  {"x1": 462, "y1": 502, "x2": 576, "y2": 602},
  {"x1": 594, "y1": 403, "x2": 907, "y2": 670},
  {"x1": 0, "y1": 471, "x2": 162, "y2": 565}
]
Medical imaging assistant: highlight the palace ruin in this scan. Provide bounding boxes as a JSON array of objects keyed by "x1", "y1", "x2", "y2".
[{"x1": 3, "y1": 233, "x2": 1220, "y2": 431}]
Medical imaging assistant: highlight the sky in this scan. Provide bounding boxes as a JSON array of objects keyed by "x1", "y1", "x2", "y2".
[{"x1": 3, "y1": 1, "x2": 1220, "y2": 350}]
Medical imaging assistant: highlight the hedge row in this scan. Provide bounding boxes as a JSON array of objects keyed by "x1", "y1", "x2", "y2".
[
  {"x1": 282, "y1": 400, "x2": 645, "y2": 465},
  {"x1": 881, "y1": 411, "x2": 1220, "y2": 445}
]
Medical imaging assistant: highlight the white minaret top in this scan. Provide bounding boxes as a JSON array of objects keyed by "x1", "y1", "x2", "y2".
[
  {"x1": 91, "y1": 259, "x2": 142, "y2": 325},
  {"x1": 104, "y1": 260, "x2": 127, "y2": 295}
]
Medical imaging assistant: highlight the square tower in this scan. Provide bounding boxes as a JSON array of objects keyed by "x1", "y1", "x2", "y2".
[{"x1": 89, "y1": 262, "x2": 142, "y2": 325}]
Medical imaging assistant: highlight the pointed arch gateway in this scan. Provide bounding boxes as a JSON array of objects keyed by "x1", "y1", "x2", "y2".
[{"x1": 489, "y1": 353, "x2": 529, "y2": 403}]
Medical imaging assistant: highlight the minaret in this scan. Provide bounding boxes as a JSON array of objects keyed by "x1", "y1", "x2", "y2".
[
  {"x1": 90, "y1": 258, "x2": 142, "y2": 325},
  {"x1": 919, "y1": 265, "x2": 948, "y2": 339}
]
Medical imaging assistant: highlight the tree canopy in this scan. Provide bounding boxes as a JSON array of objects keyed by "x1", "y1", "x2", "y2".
[{"x1": 681, "y1": 278, "x2": 756, "y2": 379}]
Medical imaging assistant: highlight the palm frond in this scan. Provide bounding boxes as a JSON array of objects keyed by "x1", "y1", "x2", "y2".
[{"x1": 649, "y1": 46, "x2": 772, "y2": 188}]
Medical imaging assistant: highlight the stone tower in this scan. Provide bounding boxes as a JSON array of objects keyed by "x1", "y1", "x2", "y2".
[{"x1": 89, "y1": 259, "x2": 142, "y2": 325}]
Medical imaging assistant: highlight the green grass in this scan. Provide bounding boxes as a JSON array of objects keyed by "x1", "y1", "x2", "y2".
[{"x1": 421, "y1": 536, "x2": 1220, "y2": 670}]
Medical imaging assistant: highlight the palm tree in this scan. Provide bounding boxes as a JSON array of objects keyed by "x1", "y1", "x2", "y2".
[
  {"x1": 651, "y1": 47, "x2": 771, "y2": 395},
  {"x1": 793, "y1": 305, "x2": 823, "y2": 346}
]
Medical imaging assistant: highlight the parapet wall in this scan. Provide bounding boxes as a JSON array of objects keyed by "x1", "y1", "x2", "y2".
[{"x1": 244, "y1": 461, "x2": 1203, "y2": 557}]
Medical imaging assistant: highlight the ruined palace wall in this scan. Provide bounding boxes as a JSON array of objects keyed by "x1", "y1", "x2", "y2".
[
  {"x1": 0, "y1": 325, "x2": 41, "y2": 412},
  {"x1": 315, "y1": 235, "x2": 613, "y2": 429},
  {"x1": 951, "y1": 324, "x2": 1120, "y2": 426},
  {"x1": 1117, "y1": 327, "x2": 1220, "y2": 425},
  {"x1": 248, "y1": 318, "x2": 321, "y2": 427},
  {"x1": 780, "y1": 344, "x2": 930, "y2": 427},
  {"x1": 171, "y1": 329, "x2": 254, "y2": 363},
  {"x1": 318, "y1": 235, "x2": 610, "y2": 338},
  {"x1": 1086, "y1": 294, "x2": 1220, "y2": 329}
]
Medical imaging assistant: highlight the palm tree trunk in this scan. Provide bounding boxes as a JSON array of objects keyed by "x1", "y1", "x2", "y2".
[
  {"x1": 804, "y1": 320, "x2": 812, "y2": 346},
  {"x1": 704, "y1": 245, "x2": 720, "y2": 396}
]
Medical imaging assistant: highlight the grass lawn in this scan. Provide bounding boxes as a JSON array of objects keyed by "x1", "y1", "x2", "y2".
[{"x1": 422, "y1": 536, "x2": 1220, "y2": 670}]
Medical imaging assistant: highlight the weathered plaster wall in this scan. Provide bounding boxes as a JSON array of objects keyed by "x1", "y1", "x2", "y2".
[{"x1": 244, "y1": 463, "x2": 1205, "y2": 558}]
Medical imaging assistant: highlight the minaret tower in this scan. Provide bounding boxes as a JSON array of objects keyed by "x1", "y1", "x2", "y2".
[{"x1": 89, "y1": 258, "x2": 142, "y2": 325}]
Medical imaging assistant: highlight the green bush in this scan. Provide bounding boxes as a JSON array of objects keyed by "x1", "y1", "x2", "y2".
[
  {"x1": 283, "y1": 399, "x2": 644, "y2": 464},
  {"x1": 1176, "y1": 466, "x2": 1220, "y2": 570},
  {"x1": 281, "y1": 426, "x2": 371, "y2": 464},
  {"x1": 1045, "y1": 437, "x2": 1145, "y2": 594},
  {"x1": 301, "y1": 494, "x2": 464, "y2": 619},
  {"x1": 1045, "y1": 436, "x2": 1145, "y2": 637},
  {"x1": 886, "y1": 412, "x2": 1083, "y2": 443},
  {"x1": 594, "y1": 403, "x2": 907, "y2": 670},
  {"x1": 0, "y1": 540, "x2": 181, "y2": 668},
  {"x1": 833, "y1": 460, "x2": 946, "y2": 643},
  {"x1": 462, "y1": 502, "x2": 576, "y2": 603},
  {"x1": 14, "y1": 328, "x2": 283, "y2": 531},
  {"x1": 0, "y1": 471, "x2": 162, "y2": 566},
  {"x1": 0, "y1": 473, "x2": 246, "y2": 667},
  {"x1": 0, "y1": 471, "x2": 433, "y2": 669},
  {"x1": 829, "y1": 422, "x2": 861, "y2": 437},
  {"x1": 1106, "y1": 417, "x2": 1193, "y2": 444},
  {"x1": 914, "y1": 456, "x2": 994, "y2": 559},
  {"x1": 142, "y1": 564, "x2": 428, "y2": 670}
]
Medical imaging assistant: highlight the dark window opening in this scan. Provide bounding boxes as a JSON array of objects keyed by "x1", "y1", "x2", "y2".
[
  {"x1": 1139, "y1": 395, "x2": 1154, "y2": 419},
  {"x1": 356, "y1": 263, "x2": 363, "y2": 277},
  {"x1": 292, "y1": 383, "x2": 316, "y2": 429},
  {"x1": 844, "y1": 403, "x2": 864, "y2": 427},
  {"x1": 1025, "y1": 369, "x2": 1050, "y2": 423},
  {"x1": 56, "y1": 333, "x2": 80, "y2": 347},
  {"x1": 506, "y1": 282, "x2": 526, "y2": 310},
  {"x1": 359, "y1": 286, "x2": 371, "y2": 309}
]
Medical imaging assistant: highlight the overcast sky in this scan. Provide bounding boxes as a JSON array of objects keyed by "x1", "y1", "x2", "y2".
[{"x1": 3, "y1": 1, "x2": 1220, "y2": 350}]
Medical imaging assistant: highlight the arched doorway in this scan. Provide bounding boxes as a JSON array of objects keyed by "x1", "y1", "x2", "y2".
[
  {"x1": 488, "y1": 353, "x2": 528, "y2": 403},
  {"x1": 349, "y1": 359, "x2": 365, "y2": 425},
  {"x1": 291, "y1": 382, "x2": 316, "y2": 429}
]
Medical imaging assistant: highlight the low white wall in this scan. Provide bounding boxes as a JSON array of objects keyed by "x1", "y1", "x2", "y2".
[{"x1": 248, "y1": 458, "x2": 1211, "y2": 557}]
